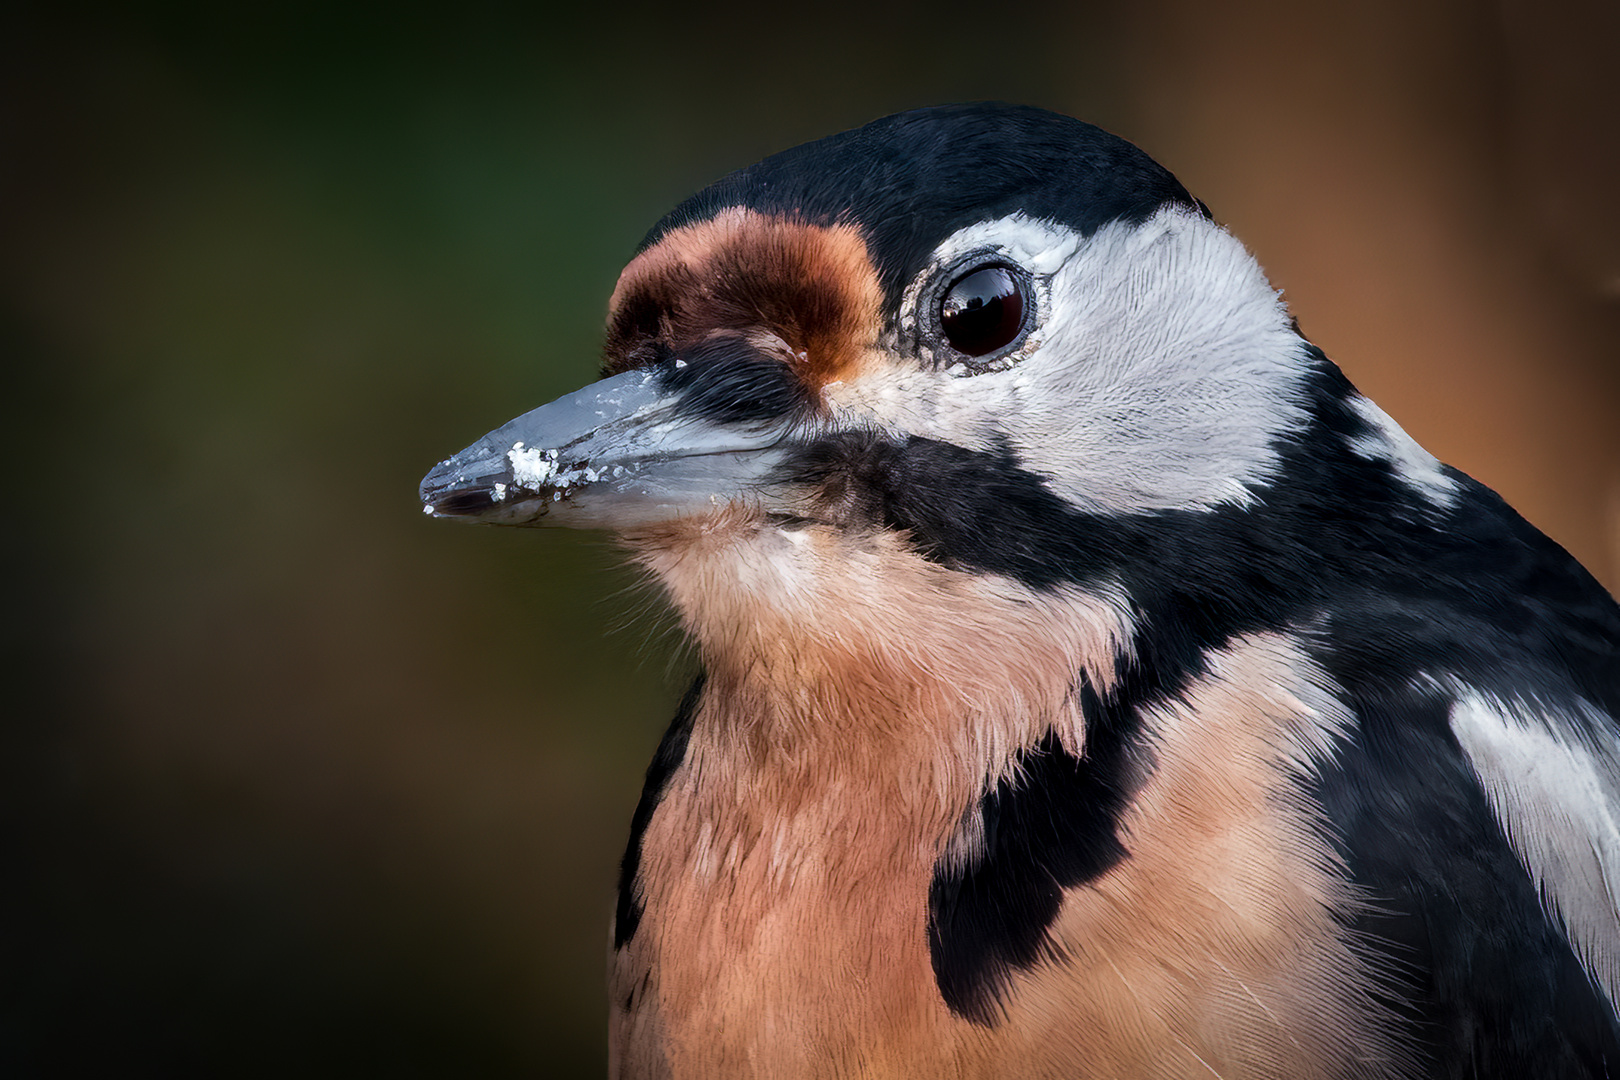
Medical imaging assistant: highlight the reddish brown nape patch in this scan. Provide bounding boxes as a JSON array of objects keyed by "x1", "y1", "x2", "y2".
[{"x1": 602, "y1": 208, "x2": 884, "y2": 392}]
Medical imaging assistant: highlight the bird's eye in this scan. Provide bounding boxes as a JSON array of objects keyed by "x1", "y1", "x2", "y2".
[{"x1": 939, "y1": 265, "x2": 1027, "y2": 358}]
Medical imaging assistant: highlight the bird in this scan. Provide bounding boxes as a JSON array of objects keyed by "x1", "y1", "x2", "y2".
[{"x1": 419, "y1": 103, "x2": 1620, "y2": 1079}]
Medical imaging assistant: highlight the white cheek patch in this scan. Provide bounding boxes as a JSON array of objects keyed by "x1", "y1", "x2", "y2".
[
  {"x1": 1346, "y1": 395, "x2": 1458, "y2": 510},
  {"x1": 833, "y1": 208, "x2": 1313, "y2": 514},
  {"x1": 1006, "y1": 210, "x2": 1311, "y2": 512},
  {"x1": 1448, "y1": 683, "x2": 1620, "y2": 1009}
]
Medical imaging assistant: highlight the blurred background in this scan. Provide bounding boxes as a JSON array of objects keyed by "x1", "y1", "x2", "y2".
[{"x1": 4, "y1": 0, "x2": 1616, "y2": 1075}]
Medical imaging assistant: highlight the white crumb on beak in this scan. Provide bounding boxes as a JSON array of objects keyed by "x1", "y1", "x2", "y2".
[
  {"x1": 422, "y1": 503, "x2": 435, "y2": 515},
  {"x1": 505, "y1": 440, "x2": 627, "y2": 500},
  {"x1": 508, "y1": 445, "x2": 560, "y2": 488}
]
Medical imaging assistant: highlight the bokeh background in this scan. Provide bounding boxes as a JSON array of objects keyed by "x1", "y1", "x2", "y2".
[{"x1": 5, "y1": 1, "x2": 1617, "y2": 1075}]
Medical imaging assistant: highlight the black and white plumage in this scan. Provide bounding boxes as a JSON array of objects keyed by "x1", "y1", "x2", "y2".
[{"x1": 420, "y1": 104, "x2": 1620, "y2": 1078}]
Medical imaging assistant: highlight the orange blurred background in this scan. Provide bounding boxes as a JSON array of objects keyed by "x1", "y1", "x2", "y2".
[{"x1": 4, "y1": 1, "x2": 1615, "y2": 1075}]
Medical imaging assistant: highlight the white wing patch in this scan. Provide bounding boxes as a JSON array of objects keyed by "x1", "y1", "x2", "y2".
[{"x1": 1449, "y1": 684, "x2": 1620, "y2": 1007}]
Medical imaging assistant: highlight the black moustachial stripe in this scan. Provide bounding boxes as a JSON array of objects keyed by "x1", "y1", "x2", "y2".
[
  {"x1": 783, "y1": 352, "x2": 1620, "y2": 717},
  {"x1": 615, "y1": 675, "x2": 703, "y2": 949}
]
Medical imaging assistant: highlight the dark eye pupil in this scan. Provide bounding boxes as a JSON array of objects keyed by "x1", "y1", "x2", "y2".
[{"x1": 939, "y1": 266, "x2": 1025, "y2": 358}]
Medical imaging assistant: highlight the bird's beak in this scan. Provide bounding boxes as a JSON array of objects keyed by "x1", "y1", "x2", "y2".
[{"x1": 419, "y1": 367, "x2": 794, "y2": 529}]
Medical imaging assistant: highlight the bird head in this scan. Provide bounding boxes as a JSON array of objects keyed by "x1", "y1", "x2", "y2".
[{"x1": 419, "y1": 104, "x2": 1353, "y2": 692}]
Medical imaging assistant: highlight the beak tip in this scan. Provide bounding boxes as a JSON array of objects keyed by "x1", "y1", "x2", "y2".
[
  {"x1": 420, "y1": 451, "x2": 566, "y2": 525},
  {"x1": 419, "y1": 455, "x2": 499, "y2": 518}
]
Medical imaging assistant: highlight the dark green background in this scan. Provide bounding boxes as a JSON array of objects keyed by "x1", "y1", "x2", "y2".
[{"x1": 6, "y1": 2, "x2": 1617, "y2": 1076}]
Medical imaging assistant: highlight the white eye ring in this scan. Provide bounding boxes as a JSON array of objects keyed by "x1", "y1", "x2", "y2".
[{"x1": 905, "y1": 249, "x2": 1043, "y2": 374}]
